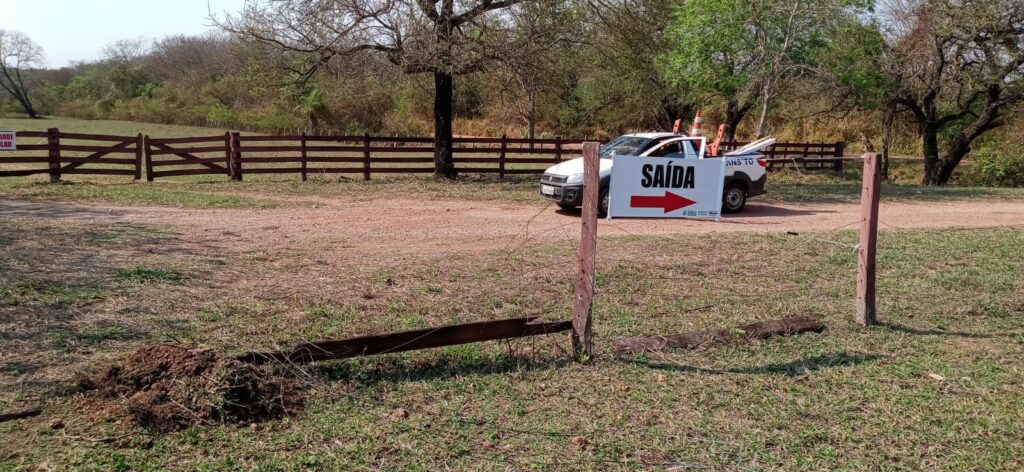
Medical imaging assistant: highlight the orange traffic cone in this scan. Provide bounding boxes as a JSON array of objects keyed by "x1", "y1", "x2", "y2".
[
  {"x1": 690, "y1": 110, "x2": 703, "y2": 137},
  {"x1": 709, "y1": 124, "x2": 725, "y2": 156}
]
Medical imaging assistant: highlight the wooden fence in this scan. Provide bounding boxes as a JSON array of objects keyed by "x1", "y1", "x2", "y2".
[
  {"x1": 0, "y1": 129, "x2": 848, "y2": 181},
  {"x1": 721, "y1": 141, "x2": 846, "y2": 172},
  {"x1": 0, "y1": 128, "x2": 142, "y2": 181}
]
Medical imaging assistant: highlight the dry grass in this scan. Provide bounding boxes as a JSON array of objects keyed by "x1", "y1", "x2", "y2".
[{"x1": 1, "y1": 211, "x2": 1022, "y2": 469}]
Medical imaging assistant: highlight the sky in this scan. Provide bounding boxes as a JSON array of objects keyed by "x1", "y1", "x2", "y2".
[{"x1": 1, "y1": 0, "x2": 247, "y2": 68}]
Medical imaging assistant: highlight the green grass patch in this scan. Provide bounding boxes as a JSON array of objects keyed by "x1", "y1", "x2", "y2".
[{"x1": 0, "y1": 282, "x2": 105, "y2": 307}]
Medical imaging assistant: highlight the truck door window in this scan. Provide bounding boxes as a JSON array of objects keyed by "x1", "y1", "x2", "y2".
[
  {"x1": 664, "y1": 140, "x2": 698, "y2": 158},
  {"x1": 600, "y1": 137, "x2": 656, "y2": 158},
  {"x1": 648, "y1": 142, "x2": 681, "y2": 157}
]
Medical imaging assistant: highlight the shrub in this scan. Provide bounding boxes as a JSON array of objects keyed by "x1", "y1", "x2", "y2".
[
  {"x1": 94, "y1": 98, "x2": 116, "y2": 119},
  {"x1": 973, "y1": 150, "x2": 1024, "y2": 187},
  {"x1": 206, "y1": 104, "x2": 234, "y2": 127}
]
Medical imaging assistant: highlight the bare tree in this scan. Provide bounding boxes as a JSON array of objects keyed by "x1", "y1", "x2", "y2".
[
  {"x1": 102, "y1": 37, "x2": 150, "y2": 65},
  {"x1": 146, "y1": 34, "x2": 235, "y2": 87},
  {"x1": 217, "y1": 0, "x2": 529, "y2": 178},
  {"x1": 0, "y1": 30, "x2": 44, "y2": 118},
  {"x1": 883, "y1": 0, "x2": 1024, "y2": 185},
  {"x1": 495, "y1": 0, "x2": 580, "y2": 139}
]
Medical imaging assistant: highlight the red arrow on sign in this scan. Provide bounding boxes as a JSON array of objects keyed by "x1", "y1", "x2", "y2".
[{"x1": 630, "y1": 191, "x2": 696, "y2": 213}]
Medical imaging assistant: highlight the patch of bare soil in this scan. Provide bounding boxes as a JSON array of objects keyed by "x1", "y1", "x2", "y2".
[
  {"x1": 78, "y1": 344, "x2": 302, "y2": 432},
  {"x1": 1, "y1": 196, "x2": 1022, "y2": 263}
]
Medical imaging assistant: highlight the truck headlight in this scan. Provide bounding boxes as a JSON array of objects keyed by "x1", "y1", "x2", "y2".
[{"x1": 566, "y1": 173, "x2": 584, "y2": 184}]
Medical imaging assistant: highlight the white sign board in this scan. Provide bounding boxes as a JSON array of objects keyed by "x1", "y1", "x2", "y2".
[
  {"x1": 0, "y1": 131, "x2": 14, "y2": 151},
  {"x1": 609, "y1": 156, "x2": 726, "y2": 219}
]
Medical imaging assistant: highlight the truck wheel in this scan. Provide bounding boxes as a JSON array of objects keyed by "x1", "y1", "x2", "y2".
[
  {"x1": 722, "y1": 183, "x2": 746, "y2": 213},
  {"x1": 598, "y1": 187, "x2": 610, "y2": 218}
]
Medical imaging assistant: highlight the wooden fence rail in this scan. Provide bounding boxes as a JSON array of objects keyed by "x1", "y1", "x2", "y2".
[
  {"x1": 0, "y1": 129, "x2": 849, "y2": 182},
  {"x1": 0, "y1": 128, "x2": 142, "y2": 181}
]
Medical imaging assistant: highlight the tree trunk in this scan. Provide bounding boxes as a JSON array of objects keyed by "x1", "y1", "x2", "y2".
[
  {"x1": 9, "y1": 89, "x2": 35, "y2": 118},
  {"x1": 920, "y1": 123, "x2": 943, "y2": 185},
  {"x1": 881, "y1": 106, "x2": 895, "y2": 180},
  {"x1": 433, "y1": 71, "x2": 457, "y2": 179},
  {"x1": 527, "y1": 88, "x2": 536, "y2": 141},
  {"x1": 723, "y1": 99, "x2": 748, "y2": 142},
  {"x1": 659, "y1": 95, "x2": 691, "y2": 132},
  {"x1": 20, "y1": 95, "x2": 37, "y2": 118},
  {"x1": 754, "y1": 85, "x2": 772, "y2": 139}
]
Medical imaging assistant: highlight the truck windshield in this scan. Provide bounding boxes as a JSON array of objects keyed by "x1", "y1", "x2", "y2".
[{"x1": 600, "y1": 136, "x2": 655, "y2": 158}]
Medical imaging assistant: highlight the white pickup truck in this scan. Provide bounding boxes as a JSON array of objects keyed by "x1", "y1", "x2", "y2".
[{"x1": 539, "y1": 132, "x2": 769, "y2": 216}]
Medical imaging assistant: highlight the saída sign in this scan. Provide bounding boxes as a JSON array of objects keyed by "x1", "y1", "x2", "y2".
[{"x1": 608, "y1": 156, "x2": 726, "y2": 219}]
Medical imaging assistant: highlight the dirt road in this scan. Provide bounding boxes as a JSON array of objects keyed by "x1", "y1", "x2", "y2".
[{"x1": 1, "y1": 197, "x2": 1021, "y2": 255}]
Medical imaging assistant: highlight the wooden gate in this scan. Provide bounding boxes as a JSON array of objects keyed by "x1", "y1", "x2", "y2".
[
  {"x1": 145, "y1": 135, "x2": 231, "y2": 181},
  {"x1": 0, "y1": 129, "x2": 142, "y2": 181}
]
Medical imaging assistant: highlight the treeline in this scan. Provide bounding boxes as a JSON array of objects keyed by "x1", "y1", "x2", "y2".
[{"x1": 1, "y1": 0, "x2": 1022, "y2": 185}]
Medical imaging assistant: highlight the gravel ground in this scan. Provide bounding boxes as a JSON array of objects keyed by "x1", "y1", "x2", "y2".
[{"x1": 1, "y1": 197, "x2": 1022, "y2": 258}]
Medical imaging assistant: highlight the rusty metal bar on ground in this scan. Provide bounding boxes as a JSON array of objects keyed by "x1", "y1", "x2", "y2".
[
  {"x1": 0, "y1": 406, "x2": 43, "y2": 423},
  {"x1": 237, "y1": 316, "x2": 572, "y2": 365},
  {"x1": 613, "y1": 315, "x2": 826, "y2": 355}
]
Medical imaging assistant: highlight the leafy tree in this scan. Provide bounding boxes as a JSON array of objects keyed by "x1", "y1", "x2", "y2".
[
  {"x1": 218, "y1": 0, "x2": 536, "y2": 178},
  {"x1": 662, "y1": 0, "x2": 872, "y2": 139},
  {"x1": 661, "y1": 0, "x2": 760, "y2": 140},
  {"x1": 587, "y1": 0, "x2": 692, "y2": 132},
  {"x1": 882, "y1": 0, "x2": 1024, "y2": 185},
  {"x1": 814, "y1": 16, "x2": 898, "y2": 176}
]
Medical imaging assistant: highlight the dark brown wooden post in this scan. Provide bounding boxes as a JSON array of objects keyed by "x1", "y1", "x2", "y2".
[
  {"x1": 498, "y1": 134, "x2": 508, "y2": 179},
  {"x1": 554, "y1": 136, "x2": 562, "y2": 163},
  {"x1": 224, "y1": 132, "x2": 233, "y2": 180},
  {"x1": 230, "y1": 132, "x2": 242, "y2": 181},
  {"x1": 833, "y1": 141, "x2": 845, "y2": 172},
  {"x1": 363, "y1": 133, "x2": 371, "y2": 181},
  {"x1": 300, "y1": 133, "x2": 308, "y2": 182},
  {"x1": 133, "y1": 133, "x2": 143, "y2": 180},
  {"x1": 856, "y1": 152, "x2": 881, "y2": 326},
  {"x1": 144, "y1": 135, "x2": 154, "y2": 181},
  {"x1": 572, "y1": 141, "x2": 600, "y2": 361},
  {"x1": 46, "y1": 128, "x2": 60, "y2": 183}
]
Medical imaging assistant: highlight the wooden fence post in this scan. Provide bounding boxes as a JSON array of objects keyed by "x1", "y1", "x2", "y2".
[
  {"x1": 856, "y1": 152, "x2": 881, "y2": 326},
  {"x1": 224, "y1": 132, "x2": 233, "y2": 180},
  {"x1": 230, "y1": 132, "x2": 242, "y2": 181},
  {"x1": 833, "y1": 141, "x2": 846, "y2": 172},
  {"x1": 554, "y1": 136, "x2": 562, "y2": 163},
  {"x1": 133, "y1": 133, "x2": 143, "y2": 180},
  {"x1": 363, "y1": 133, "x2": 371, "y2": 181},
  {"x1": 300, "y1": 132, "x2": 308, "y2": 182},
  {"x1": 572, "y1": 141, "x2": 600, "y2": 362},
  {"x1": 498, "y1": 134, "x2": 508, "y2": 179},
  {"x1": 46, "y1": 128, "x2": 60, "y2": 183},
  {"x1": 802, "y1": 142, "x2": 811, "y2": 171},
  {"x1": 146, "y1": 136, "x2": 155, "y2": 182}
]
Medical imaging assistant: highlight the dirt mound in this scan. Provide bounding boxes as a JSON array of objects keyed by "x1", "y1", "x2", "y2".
[{"x1": 79, "y1": 344, "x2": 302, "y2": 432}]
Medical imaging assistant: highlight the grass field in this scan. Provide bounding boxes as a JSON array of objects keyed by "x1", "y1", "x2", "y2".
[
  {"x1": 2, "y1": 117, "x2": 1023, "y2": 470},
  {"x1": 1, "y1": 216, "x2": 1022, "y2": 470}
]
